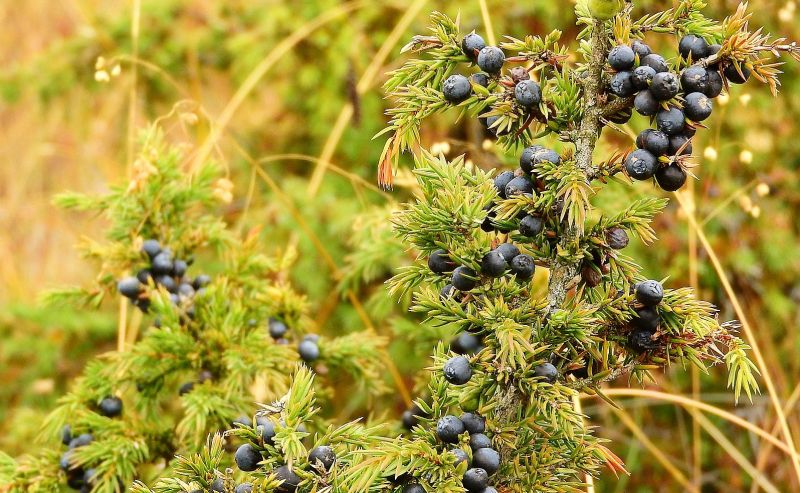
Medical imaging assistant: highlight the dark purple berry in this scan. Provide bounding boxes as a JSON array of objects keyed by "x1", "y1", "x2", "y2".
[
  {"x1": 641, "y1": 54, "x2": 669, "y2": 73},
  {"x1": 510, "y1": 254, "x2": 535, "y2": 280},
  {"x1": 609, "y1": 71, "x2": 636, "y2": 97},
  {"x1": 298, "y1": 339, "x2": 320, "y2": 362},
  {"x1": 655, "y1": 164, "x2": 687, "y2": 192},
  {"x1": 472, "y1": 448, "x2": 500, "y2": 475},
  {"x1": 172, "y1": 259, "x2": 188, "y2": 278},
  {"x1": 493, "y1": 171, "x2": 515, "y2": 198},
  {"x1": 440, "y1": 284, "x2": 457, "y2": 300},
  {"x1": 61, "y1": 425, "x2": 72, "y2": 446},
  {"x1": 724, "y1": 63, "x2": 751, "y2": 84},
  {"x1": 443, "y1": 75, "x2": 472, "y2": 103},
  {"x1": 444, "y1": 356, "x2": 473, "y2": 385},
  {"x1": 99, "y1": 396, "x2": 122, "y2": 418},
  {"x1": 669, "y1": 135, "x2": 693, "y2": 156},
  {"x1": 519, "y1": 215, "x2": 544, "y2": 237},
  {"x1": 650, "y1": 72, "x2": 680, "y2": 100},
  {"x1": 481, "y1": 208, "x2": 496, "y2": 232},
  {"x1": 437, "y1": 415, "x2": 465, "y2": 443},
  {"x1": 274, "y1": 464, "x2": 302, "y2": 493},
  {"x1": 178, "y1": 381, "x2": 194, "y2": 396},
  {"x1": 452, "y1": 266, "x2": 479, "y2": 291},
  {"x1": 636, "y1": 280, "x2": 664, "y2": 306},
  {"x1": 269, "y1": 318, "x2": 288, "y2": 339},
  {"x1": 631, "y1": 40, "x2": 652, "y2": 59},
  {"x1": 480, "y1": 250, "x2": 507, "y2": 278},
  {"x1": 705, "y1": 69, "x2": 724, "y2": 98},
  {"x1": 606, "y1": 227, "x2": 629, "y2": 250},
  {"x1": 637, "y1": 129, "x2": 670, "y2": 156},
  {"x1": 462, "y1": 33, "x2": 486, "y2": 60},
  {"x1": 625, "y1": 149, "x2": 658, "y2": 180},
  {"x1": 141, "y1": 239, "x2": 161, "y2": 259},
  {"x1": 117, "y1": 277, "x2": 141, "y2": 299},
  {"x1": 402, "y1": 404, "x2": 425, "y2": 429},
  {"x1": 534, "y1": 363, "x2": 558, "y2": 383},
  {"x1": 308, "y1": 445, "x2": 336, "y2": 471},
  {"x1": 629, "y1": 330, "x2": 659, "y2": 352},
  {"x1": 634, "y1": 90, "x2": 659, "y2": 116},
  {"x1": 519, "y1": 146, "x2": 543, "y2": 174},
  {"x1": 632, "y1": 65, "x2": 657, "y2": 90},
  {"x1": 469, "y1": 433, "x2": 492, "y2": 451},
  {"x1": 514, "y1": 80, "x2": 541, "y2": 107},
  {"x1": 471, "y1": 72, "x2": 490, "y2": 88},
  {"x1": 476, "y1": 47, "x2": 505, "y2": 73},
  {"x1": 679, "y1": 35, "x2": 710, "y2": 61},
  {"x1": 68, "y1": 433, "x2": 92, "y2": 449},
  {"x1": 632, "y1": 306, "x2": 660, "y2": 331},
  {"x1": 193, "y1": 274, "x2": 211, "y2": 289},
  {"x1": 235, "y1": 444, "x2": 262, "y2": 472},
  {"x1": 656, "y1": 107, "x2": 686, "y2": 136},
  {"x1": 151, "y1": 251, "x2": 174, "y2": 275},
  {"x1": 451, "y1": 448, "x2": 470, "y2": 466},
  {"x1": 452, "y1": 332, "x2": 481, "y2": 354},
  {"x1": 683, "y1": 92, "x2": 713, "y2": 122},
  {"x1": 495, "y1": 243, "x2": 520, "y2": 262},
  {"x1": 463, "y1": 468, "x2": 489, "y2": 492},
  {"x1": 504, "y1": 176, "x2": 534, "y2": 197},
  {"x1": 429, "y1": 249, "x2": 455, "y2": 274},
  {"x1": 136, "y1": 269, "x2": 152, "y2": 284},
  {"x1": 211, "y1": 478, "x2": 225, "y2": 492},
  {"x1": 256, "y1": 416, "x2": 276, "y2": 444},
  {"x1": 531, "y1": 148, "x2": 560, "y2": 169},
  {"x1": 156, "y1": 275, "x2": 177, "y2": 293},
  {"x1": 608, "y1": 45, "x2": 636, "y2": 71},
  {"x1": 461, "y1": 413, "x2": 486, "y2": 434},
  {"x1": 680, "y1": 66, "x2": 709, "y2": 94}
]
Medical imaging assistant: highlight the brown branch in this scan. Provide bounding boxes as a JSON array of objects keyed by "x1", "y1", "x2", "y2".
[{"x1": 491, "y1": 18, "x2": 614, "y2": 471}]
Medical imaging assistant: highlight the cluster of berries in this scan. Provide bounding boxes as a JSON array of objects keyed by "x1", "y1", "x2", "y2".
[
  {"x1": 232, "y1": 414, "x2": 335, "y2": 493},
  {"x1": 177, "y1": 369, "x2": 215, "y2": 397},
  {"x1": 442, "y1": 32, "x2": 545, "y2": 136},
  {"x1": 267, "y1": 317, "x2": 321, "y2": 365},
  {"x1": 431, "y1": 242, "x2": 534, "y2": 300},
  {"x1": 483, "y1": 144, "x2": 559, "y2": 236},
  {"x1": 609, "y1": 36, "x2": 746, "y2": 191},
  {"x1": 628, "y1": 279, "x2": 666, "y2": 353},
  {"x1": 117, "y1": 239, "x2": 210, "y2": 313},
  {"x1": 58, "y1": 397, "x2": 122, "y2": 491},
  {"x1": 434, "y1": 413, "x2": 500, "y2": 493}
]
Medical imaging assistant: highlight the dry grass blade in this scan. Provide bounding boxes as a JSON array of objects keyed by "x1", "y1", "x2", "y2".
[
  {"x1": 478, "y1": 0, "x2": 496, "y2": 46},
  {"x1": 307, "y1": 0, "x2": 430, "y2": 194},
  {"x1": 190, "y1": 1, "x2": 366, "y2": 172},
  {"x1": 694, "y1": 413, "x2": 781, "y2": 493},
  {"x1": 673, "y1": 191, "x2": 800, "y2": 485},
  {"x1": 609, "y1": 405, "x2": 699, "y2": 493},
  {"x1": 751, "y1": 383, "x2": 800, "y2": 493},
  {"x1": 595, "y1": 389, "x2": 800, "y2": 460}
]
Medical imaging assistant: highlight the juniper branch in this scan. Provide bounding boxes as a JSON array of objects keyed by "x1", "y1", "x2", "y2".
[{"x1": 491, "y1": 17, "x2": 614, "y2": 470}]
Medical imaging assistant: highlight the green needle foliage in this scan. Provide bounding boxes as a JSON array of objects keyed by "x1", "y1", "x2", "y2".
[{"x1": 1, "y1": 129, "x2": 388, "y2": 493}]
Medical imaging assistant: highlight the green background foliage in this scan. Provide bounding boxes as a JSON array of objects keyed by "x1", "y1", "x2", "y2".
[{"x1": 0, "y1": 0, "x2": 798, "y2": 491}]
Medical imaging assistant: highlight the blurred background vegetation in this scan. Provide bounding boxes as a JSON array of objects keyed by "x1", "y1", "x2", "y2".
[{"x1": 0, "y1": 0, "x2": 798, "y2": 491}]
